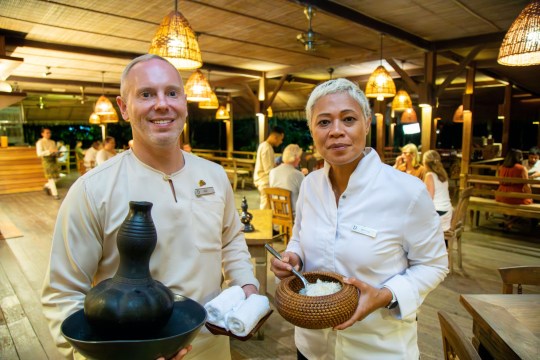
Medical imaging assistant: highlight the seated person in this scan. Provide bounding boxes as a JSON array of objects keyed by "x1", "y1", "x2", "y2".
[
  {"x1": 496, "y1": 149, "x2": 532, "y2": 230},
  {"x1": 56, "y1": 141, "x2": 68, "y2": 164},
  {"x1": 83, "y1": 140, "x2": 101, "y2": 171},
  {"x1": 422, "y1": 150, "x2": 453, "y2": 232},
  {"x1": 269, "y1": 144, "x2": 305, "y2": 214},
  {"x1": 523, "y1": 146, "x2": 540, "y2": 179},
  {"x1": 96, "y1": 136, "x2": 116, "y2": 166},
  {"x1": 393, "y1": 143, "x2": 426, "y2": 180}
]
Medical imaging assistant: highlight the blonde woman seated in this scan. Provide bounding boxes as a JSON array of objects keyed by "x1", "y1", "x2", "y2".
[
  {"x1": 422, "y1": 150, "x2": 453, "y2": 232},
  {"x1": 393, "y1": 143, "x2": 426, "y2": 180}
]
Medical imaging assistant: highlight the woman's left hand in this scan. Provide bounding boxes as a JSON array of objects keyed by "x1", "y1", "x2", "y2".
[
  {"x1": 333, "y1": 277, "x2": 393, "y2": 331},
  {"x1": 157, "y1": 345, "x2": 192, "y2": 360}
]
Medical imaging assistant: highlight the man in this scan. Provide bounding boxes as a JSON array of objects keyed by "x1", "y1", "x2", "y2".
[
  {"x1": 83, "y1": 140, "x2": 101, "y2": 172},
  {"x1": 524, "y1": 146, "x2": 540, "y2": 179},
  {"x1": 269, "y1": 144, "x2": 305, "y2": 214},
  {"x1": 41, "y1": 54, "x2": 258, "y2": 360},
  {"x1": 253, "y1": 126, "x2": 284, "y2": 209},
  {"x1": 96, "y1": 136, "x2": 116, "y2": 166},
  {"x1": 36, "y1": 127, "x2": 61, "y2": 200}
]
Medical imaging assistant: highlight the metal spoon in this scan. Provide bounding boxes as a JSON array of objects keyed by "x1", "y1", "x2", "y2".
[{"x1": 265, "y1": 243, "x2": 311, "y2": 295}]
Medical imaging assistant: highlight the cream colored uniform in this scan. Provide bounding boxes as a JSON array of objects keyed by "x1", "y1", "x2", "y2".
[{"x1": 42, "y1": 150, "x2": 258, "y2": 359}]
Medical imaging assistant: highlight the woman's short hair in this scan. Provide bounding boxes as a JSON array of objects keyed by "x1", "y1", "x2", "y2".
[
  {"x1": 282, "y1": 144, "x2": 303, "y2": 163},
  {"x1": 305, "y1": 78, "x2": 371, "y2": 130}
]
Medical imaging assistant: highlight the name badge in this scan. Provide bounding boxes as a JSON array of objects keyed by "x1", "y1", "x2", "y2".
[
  {"x1": 352, "y1": 224, "x2": 377, "y2": 238},
  {"x1": 194, "y1": 187, "x2": 215, "y2": 197}
]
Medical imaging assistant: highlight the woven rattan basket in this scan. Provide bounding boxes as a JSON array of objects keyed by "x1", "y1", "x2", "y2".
[{"x1": 274, "y1": 271, "x2": 359, "y2": 329}]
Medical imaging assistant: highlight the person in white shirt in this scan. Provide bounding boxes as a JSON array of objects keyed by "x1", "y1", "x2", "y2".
[
  {"x1": 41, "y1": 54, "x2": 259, "y2": 360},
  {"x1": 422, "y1": 150, "x2": 453, "y2": 232},
  {"x1": 269, "y1": 144, "x2": 305, "y2": 214},
  {"x1": 523, "y1": 146, "x2": 540, "y2": 179},
  {"x1": 56, "y1": 140, "x2": 68, "y2": 164},
  {"x1": 96, "y1": 136, "x2": 116, "y2": 165},
  {"x1": 253, "y1": 126, "x2": 284, "y2": 209},
  {"x1": 83, "y1": 140, "x2": 101, "y2": 172},
  {"x1": 270, "y1": 78, "x2": 448, "y2": 359},
  {"x1": 36, "y1": 127, "x2": 61, "y2": 200}
]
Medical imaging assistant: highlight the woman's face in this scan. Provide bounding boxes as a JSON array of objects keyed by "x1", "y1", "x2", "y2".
[
  {"x1": 402, "y1": 150, "x2": 414, "y2": 164},
  {"x1": 310, "y1": 92, "x2": 369, "y2": 167}
]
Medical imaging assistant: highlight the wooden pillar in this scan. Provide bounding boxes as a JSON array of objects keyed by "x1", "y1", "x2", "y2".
[
  {"x1": 226, "y1": 96, "x2": 233, "y2": 157},
  {"x1": 374, "y1": 100, "x2": 386, "y2": 158},
  {"x1": 389, "y1": 123, "x2": 395, "y2": 149},
  {"x1": 459, "y1": 65, "x2": 476, "y2": 189},
  {"x1": 420, "y1": 51, "x2": 436, "y2": 153},
  {"x1": 501, "y1": 84, "x2": 512, "y2": 156}
]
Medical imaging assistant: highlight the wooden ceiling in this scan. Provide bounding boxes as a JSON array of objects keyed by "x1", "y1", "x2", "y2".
[{"x1": 0, "y1": 0, "x2": 539, "y2": 123}]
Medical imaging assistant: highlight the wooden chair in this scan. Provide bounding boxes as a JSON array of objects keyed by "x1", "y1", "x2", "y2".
[
  {"x1": 498, "y1": 265, "x2": 540, "y2": 294},
  {"x1": 444, "y1": 187, "x2": 473, "y2": 273},
  {"x1": 438, "y1": 311, "x2": 481, "y2": 360},
  {"x1": 222, "y1": 158, "x2": 249, "y2": 191},
  {"x1": 265, "y1": 187, "x2": 294, "y2": 245}
]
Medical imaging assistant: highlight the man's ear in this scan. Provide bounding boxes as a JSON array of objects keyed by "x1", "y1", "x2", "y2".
[{"x1": 116, "y1": 96, "x2": 129, "y2": 121}]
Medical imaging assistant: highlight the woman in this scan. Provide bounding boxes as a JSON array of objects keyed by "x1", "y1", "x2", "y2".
[
  {"x1": 394, "y1": 143, "x2": 426, "y2": 180},
  {"x1": 422, "y1": 150, "x2": 453, "y2": 232},
  {"x1": 496, "y1": 149, "x2": 532, "y2": 230},
  {"x1": 270, "y1": 78, "x2": 448, "y2": 359}
]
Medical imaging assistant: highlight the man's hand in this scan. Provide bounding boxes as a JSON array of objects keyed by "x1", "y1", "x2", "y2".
[
  {"x1": 333, "y1": 277, "x2": 393, "y2": 331},
  {"x1": 242, "y1": 284, "x2": 259, "y2": 298},
  {"x1": 157, "y1": 345, "x2": 192, "y2": 360}
]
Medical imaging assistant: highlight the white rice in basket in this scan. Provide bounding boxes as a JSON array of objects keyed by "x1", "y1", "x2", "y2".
[{"x1": 305, "y1": 279, "x2": 342, "y2": 296}]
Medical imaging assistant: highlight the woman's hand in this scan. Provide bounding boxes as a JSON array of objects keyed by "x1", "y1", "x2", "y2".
[
  {"x1": 394, "y1": 154, "x2": 405, "y2": 168},
  {"x1": 157, "y1": 345, "x2": 192, "y2": 360},
  {"x1": 269, "y1": 251, "x2": 301, "y2": 280},
  {"x1": 333, "y1": 277, "x2": 393, "y2": 331}
]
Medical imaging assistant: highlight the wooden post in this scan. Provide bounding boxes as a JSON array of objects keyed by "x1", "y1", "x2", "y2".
[
  {"x1": 459, "y1": 65, "x2": 476, "y2": 189},
  {"x1": 501, "y1": 84, "x2": 512, "y2": 156},
  {"x1": 421, "y1": 105, "x2": 432, "y2": 153},
  {"x1": 420, "y1": 51, "x2": 436, "y2": 153},
  {"x1": 226, "y1": 96, "x2": 234, "y2": 157},
  {"x1": 374, "y1": 100, "x2": 386, "y2": 158}
]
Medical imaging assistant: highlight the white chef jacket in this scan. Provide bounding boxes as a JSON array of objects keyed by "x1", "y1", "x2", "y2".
[
  {"x1": 42, "y1": 150, "x2": 258, "y2": 359},
  {"x1": 286, "y1": 148, "x2": 448, "y2": 360}
]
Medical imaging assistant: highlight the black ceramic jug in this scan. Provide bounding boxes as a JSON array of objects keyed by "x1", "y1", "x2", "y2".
[{"x1": 84, "y1": 201, "x2": 174, "y2": 339}]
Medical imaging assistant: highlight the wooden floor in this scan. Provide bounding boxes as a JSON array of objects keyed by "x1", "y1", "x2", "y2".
[{"x1": 1, "y1": 173, "x2": 539, "y2": 359}]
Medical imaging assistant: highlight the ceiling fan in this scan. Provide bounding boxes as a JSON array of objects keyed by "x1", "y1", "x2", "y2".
[{"x1": 296, "y1": 5, "x2": 326, "y2": 51}]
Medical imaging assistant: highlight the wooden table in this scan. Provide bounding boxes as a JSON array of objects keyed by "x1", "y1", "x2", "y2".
[
  {"x1": 460, "y1": 294, "x2": 540, "y2": 360},
  {"x1": 243, "y1": 209, "x2": 273, "y2": 298}
]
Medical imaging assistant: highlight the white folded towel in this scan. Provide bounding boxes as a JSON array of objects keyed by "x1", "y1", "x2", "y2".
[
  {"x1": 226, "y1": 294, "x2": 270, "y2": 337},
  {"x1": 204, "y1": 286, "x2": 246, "y2": 328}
]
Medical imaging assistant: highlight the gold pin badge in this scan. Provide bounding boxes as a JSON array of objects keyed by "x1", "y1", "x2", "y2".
[{"x1": 199, "y1": 180, "x2": 206, "y2": 187}]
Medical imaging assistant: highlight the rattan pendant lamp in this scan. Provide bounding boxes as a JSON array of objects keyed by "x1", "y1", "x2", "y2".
[
  {"x1": 198, "y1": 72, "x2": 219, "y2": 109},
  {"x1": 149, "y1": 0, "x2": 202, "y2": 70},
  {"x1": 93, "y1": 71, "x2": 118, "y2": 123},
  {"x1": 365, "y1": 34, "x2": 396, "y2": 101},
  {"x1": 184, "y1": 69, "x2": 212, "y2": 102},
  {"x1": 215, "y1": 104, "x2": 230, "y2": 120},
  {"x1": 498, "y1": 0, "x2": 540, "y2": 66}
]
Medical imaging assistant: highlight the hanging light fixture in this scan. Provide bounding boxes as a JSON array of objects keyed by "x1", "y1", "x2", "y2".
[
  {"x1": 215, "y1": 104, "x2": 230, "y2": 120},
  {"x1": 94, "y1": 71, "x2": 118, "y2": 123},
  {"x1": 149, "y1": 0, "x2": 203, "y2": 70},
  {"x1": 498, "y1": 0, "x2": 540, "y2": 66},
  {"x1": 365, "y1": 34, "x2": 396, "y2": 101},
  {"x1": 185, "y1": 69, "x2": 212, "y2": 102},
  {"x1": 199, "y1": 91, "x2": 219, "y2": 109},
  {"x1": 198, "y1": 71, "x2": 218, "y2": 109},
  {"x1": 391, "y1": 89, "x2": 413, "y2": 112},
  {"x1": 89, "y1": 112, "x2": 101, "y2": 124},
  {"x1": 401, "y1": 108, "x2": 417, "y2": 123},
  {"x1": 453, "y1": 105, "x2": 464, "y2": 123}
]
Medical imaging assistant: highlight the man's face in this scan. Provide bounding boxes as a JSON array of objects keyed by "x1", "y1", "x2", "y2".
[
  {"x1": 117, "y1": 58, "x2": 187, "y2": 152},
  {"x1": 528, "y1": 153, "x2": 539, "y2": 165},
  {"x1": 42, "y1": 129, "x2": 51, "y2": 139}
]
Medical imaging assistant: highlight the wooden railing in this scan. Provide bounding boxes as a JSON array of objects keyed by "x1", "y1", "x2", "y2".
[{"x1": 0, "y1": 147, "x2": 47, "y2": 195}]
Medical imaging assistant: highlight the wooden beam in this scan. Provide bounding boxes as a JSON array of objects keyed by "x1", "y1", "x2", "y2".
[
  {"x1": 266, "y1": 74, "x2": 288, "y2": 108},
  {"x1": 242, "y1": 82, "x2": 259, "y2": 113},
  {"x1": 436, "y1": 45, "x2": 484, "y2": 98},
  {"x1": 501, "y1": 85, "x2": 512, "y2": 156},
  {"x1": 386, "y1": 58, "x2": 419, "y2": 94}
]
